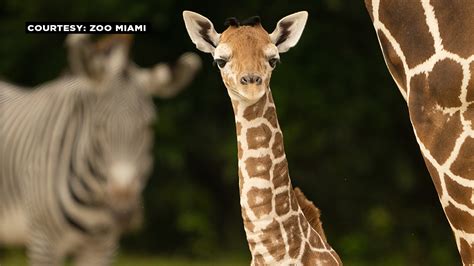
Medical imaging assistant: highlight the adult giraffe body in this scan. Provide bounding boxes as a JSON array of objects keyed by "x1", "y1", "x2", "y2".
[
  {"x1": 366, "y1": 0, "x2": 474, "y2": 263},
  {"x1": 183, "y1": 11, "x2": 342, "y2": 265}
]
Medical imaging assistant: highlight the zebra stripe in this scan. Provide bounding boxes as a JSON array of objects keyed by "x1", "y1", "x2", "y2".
[{"x1": 0, "y1": 34, "x2": 201, "y2": 265}]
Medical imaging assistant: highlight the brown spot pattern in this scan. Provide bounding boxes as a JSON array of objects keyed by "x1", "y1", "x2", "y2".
[
  {"x1": 247, "y1": 187, "x2": 273, "y2": 218},
  {"x1": 409, "y1": 73, "x2": 463, "y2": 164},
  {"x1": 379, "y1": 0, "x2": 435, "y2": 68},
  {"x1": 463, "y1": 104, "x2": 474, "y2": 126},
  {"x1": 444, "y1": 204, "x2": 474, "y2": 233},
  {"x1": 242, "y1": 207, "x2": 255, "y2": 232},
  {"x1": 303, "y1": 243, "x2": 342, "y2": 265},
  {"x1": 301, "y1": 243, "x2": 338, "y2": 265},
  {"x1": 252, "y1": 253, "x2": 265, "y2": 265},
  {"x1": 237, "y1": 141, "x2": 243, "y2": 160},
  {"x1": 377, "y1": 30, "x2": 407, "y2": 93},
  {"x1": 236, "y1": 122, "x2": 242, "y2": 136},
  {"x1": 275, "y1": 192, "x2": 290, "y2": 216},
  {"x1": 243, "y1": 96, "x2": 266, "y2": 121},
  {"x1": 219, "y1": 22, "x2": 340, "y2": 263},
  {"x1": 247, "y1": 124, "x2": 272, "y2": 149},
  {"x1": 370, "y1": 1, "x2": 474, "y2": 263},
  {"x1": 238, "y1": 168, "x2": 244, "y2": 192},
  {"x1": 451, "y1": 137, "x2": 474, "y2": 180},
  {"x1": 299, "y1": 213, "x2": 309, "y2": 236},
  {"x1": 263, "y1": 106, "x2": 278, "y2": 129},
  {"x1": 290, "y1": 188, "x2": 299, "y2": 211},
  {"x1": 431, "y1": 0, "x2": 474, "y2": 59},
  {"x1": 423, "y1": 157, "x2": 443, "y2": 197},
  {"x1": 308, "y1": 227, "x2": 325, "y2": 249},
  {"x1": 260, "y1": 219, "x2": 286, "y2": 261},
  {"x1": 295, "y1": 188, "x2": 328, "y2": 243},
  {"x1": 245, "y1": 155, "x2": 272, "y2": 180},
  {"x1": 466, "y1": 62, "x2": 474, "y2": 102},
  {"x1": 444, "y1": 176, "x2": 474, "y2": 209},
  {"x1": 273, "y1": 160, "x2": 289, "y2": 189},
  {"x1": 428, "y1": 59, "x2": 463, "y2": 108},
  {"x1": 460, "y1": 238, "x2": 474, "y2": 265},
  {"x1": 282, "y1": 215, "x2": 303, "y2": 258},
  {"x1": 364, "y1": 0, "x2": 374, "y2": 22},
  {"x1": 248, "y1": 240, "x2": 265, "y2": 265},
  {"x1": 272, "y1": 132, "x2": 285, "y2": 159},
  {"x1": 330, "y1": 250, "x2": 343, "y2": 264},
  {"x1": 248, "y1": 237, "x2": 257, "y2": 252}
]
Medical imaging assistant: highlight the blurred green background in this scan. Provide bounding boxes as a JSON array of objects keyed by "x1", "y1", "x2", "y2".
[{"x1": 0, "y1": 0, "x2": 460, "y2": 265}]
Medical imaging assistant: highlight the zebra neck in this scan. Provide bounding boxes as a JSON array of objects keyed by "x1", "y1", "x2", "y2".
[{"x1": 56, "y1": 91, "x2": 112, "y2": 235}]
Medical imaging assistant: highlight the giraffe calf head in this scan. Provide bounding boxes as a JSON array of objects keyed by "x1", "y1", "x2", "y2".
[{"x1": 183, "y1": 11, "x2": 308, "y2": 104}]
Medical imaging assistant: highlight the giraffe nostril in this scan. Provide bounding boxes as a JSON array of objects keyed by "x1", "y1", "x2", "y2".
[{"x1": 241, "y1": 75, "x2": 262, "y2": 85}]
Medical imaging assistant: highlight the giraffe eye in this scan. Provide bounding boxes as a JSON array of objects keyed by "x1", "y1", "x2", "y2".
[
  {"x1": 213, "y1": 58, "x2": 227, "y2": 68},
  {"x1": 269, "y1": 58, "x2": 280, "y2": 68}
]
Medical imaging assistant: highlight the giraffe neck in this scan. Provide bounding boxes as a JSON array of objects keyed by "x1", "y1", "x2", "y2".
[
  {"x1": 231, "y1": 89, "x2": 340, "y2": 264},
  {"x1": 366, "y1": 0, "x2": 474, "y2": 264}
]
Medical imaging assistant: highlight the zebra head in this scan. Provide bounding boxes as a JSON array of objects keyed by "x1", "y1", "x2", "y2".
[{"x1": 65, "y1": 34, "x2": 201, "y2": 229}]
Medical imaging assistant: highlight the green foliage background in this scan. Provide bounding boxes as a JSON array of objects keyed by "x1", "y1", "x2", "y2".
[{"x1": 0, "y1": 0, "x2": 459, "y2": 264}]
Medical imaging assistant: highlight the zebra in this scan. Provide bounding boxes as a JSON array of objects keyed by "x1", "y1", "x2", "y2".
[{"x1": 0, "y1": 34, "x2": 201, "y2": 265}]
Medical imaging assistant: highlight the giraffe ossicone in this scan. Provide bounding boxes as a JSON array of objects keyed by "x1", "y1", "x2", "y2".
[{"x1": 183, "y1": 10, "x2": 342, "y2": 265}]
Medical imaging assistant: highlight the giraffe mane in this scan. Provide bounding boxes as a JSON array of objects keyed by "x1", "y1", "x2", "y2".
[{"x1": 294, "y1": 187, "x2": 328, "y2": 242}]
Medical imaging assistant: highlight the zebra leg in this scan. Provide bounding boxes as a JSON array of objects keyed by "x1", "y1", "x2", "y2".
[
  {"x1": 27, "y1": 232, "x2": 63, "y2": 266},
  {"x1": 73, "y1": 236, "x2": 118, "y2": 266}
]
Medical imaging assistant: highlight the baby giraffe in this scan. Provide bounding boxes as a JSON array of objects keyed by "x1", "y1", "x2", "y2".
[{"x1": 183, "y1": 11, "x2": 342, "y2": 265}]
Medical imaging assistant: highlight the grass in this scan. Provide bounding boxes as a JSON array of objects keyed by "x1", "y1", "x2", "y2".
[{"x1": 0, "y1": 249, "x2": 249, "y2": 266}]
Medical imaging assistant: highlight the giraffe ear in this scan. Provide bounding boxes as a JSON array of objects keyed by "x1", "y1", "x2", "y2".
[
  {"x1": 270, "y1": 11, "x2": 308, "y2": 53},
  {"x1": 183, "y1": 11, "x2": 220, "y2": 54}
]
